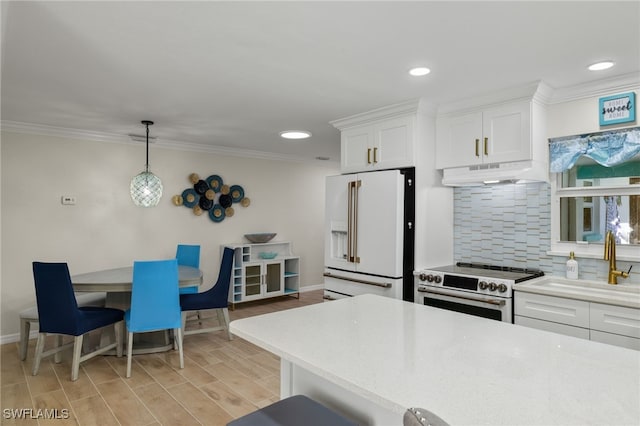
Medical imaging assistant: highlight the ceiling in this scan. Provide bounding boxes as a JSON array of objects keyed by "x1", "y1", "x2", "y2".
[{"x1": 2, "y1": 1, "x2": 639, "y2": 163}]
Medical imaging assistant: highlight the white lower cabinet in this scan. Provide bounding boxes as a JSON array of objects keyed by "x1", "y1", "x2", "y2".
[
  {"x1": 514, "y1": 292, "x2": 589, "y2": 328},
  {"x1": 590, "y1": 330, "x2": 640, "y2": 350},
  {"x1": 515, "y1": 292, "x2": 640, "y2": 350},
  {"x1": 225, "y1": 242, "x2": 300, "y2": 307},
  {"x1": 589, "y1": 303, "x2": 640, "y2": 350},
  {"x1": 515, "y1": 316, "x2": 590, "y2": 340},
  {"x1": 242, "y1": 261, "x2": 283, "y2": 302}
]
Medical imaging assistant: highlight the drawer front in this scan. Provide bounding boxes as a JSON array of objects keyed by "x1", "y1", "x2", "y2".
[
  {"x1": 590, "y1": 303, "x2": 640, "y2": 338},
  {"x1": 515, "y1": 315, "x2": 590, "y2": 340},
  {"x1": 514, "y1": 292, "x2": 589, "y2": 327},
  {"x1": 590, "y1": 330, "x2": 640, "y2": 351}
]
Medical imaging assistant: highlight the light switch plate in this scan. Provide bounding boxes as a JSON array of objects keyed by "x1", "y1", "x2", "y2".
[{"x1": 61, "y1": 196, "x2": 76, "y2": 205}]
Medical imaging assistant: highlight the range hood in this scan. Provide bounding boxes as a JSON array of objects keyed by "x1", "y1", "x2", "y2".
[{"x1": 441, "y1": 160, "x2": 548, "y2": 186}]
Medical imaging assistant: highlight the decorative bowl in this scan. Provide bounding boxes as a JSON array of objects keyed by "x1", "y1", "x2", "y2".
[
  {"x1": 259, "y1": 252, "x2": 278, "y2": 259},
  {"x1": 244, "y1": 233, "x2": 276, "y2": 243}
]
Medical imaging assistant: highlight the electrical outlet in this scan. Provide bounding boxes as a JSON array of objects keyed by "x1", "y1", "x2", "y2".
[{"x1": 61, "y1": 196, "x2": 76, "y2": 205}]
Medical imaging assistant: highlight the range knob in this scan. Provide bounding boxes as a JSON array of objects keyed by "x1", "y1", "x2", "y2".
[
  {"x1": 427, "y1": 274, "x2": 435, "y2": 282},
  {"x1": 479, "y1": 281, "x2": 489, "y2": 290},
  {"x1": 419, "y1": 273, "x2": 428, "y2": 282},
  {"x1": 488, "y1": 282, "x2": 498, "y2": 292},
  {"x1": 433, "y1": 275, "x2": 442, "y2": 284},
  {"x1": 497, "y1": 284, "x2": 508, "y2": 293}
]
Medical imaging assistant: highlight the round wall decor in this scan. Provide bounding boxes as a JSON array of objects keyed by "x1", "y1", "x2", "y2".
[{"x1": 173, "y1": 173, "x2": 250, "y2": 223}]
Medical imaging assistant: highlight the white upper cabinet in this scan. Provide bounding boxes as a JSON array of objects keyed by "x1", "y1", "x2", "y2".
[
  {"x1": 340, "y1": 126, "x2": 373, "y2": 172},
  {"x1": 332, "y1": 100, "x2": 421, "y2": 173},
  {"x1": 435, "y1": 82, "x2": 549, "y2": 170},
  {"x1": 436, "y1": 111, "x2": 483, "y2": 169}
]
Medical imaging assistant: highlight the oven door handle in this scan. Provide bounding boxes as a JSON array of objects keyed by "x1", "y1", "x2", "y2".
[{"x1": 417, "y1": 287, "x2": 506, "y2": 306}]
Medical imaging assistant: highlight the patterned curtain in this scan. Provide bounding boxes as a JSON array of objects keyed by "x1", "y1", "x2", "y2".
[{"x1": 549, "y1": 126, "x2": 640, "y2": 173}]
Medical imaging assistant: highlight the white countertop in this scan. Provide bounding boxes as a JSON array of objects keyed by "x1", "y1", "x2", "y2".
[
  {"x1": 514, "y1": 275, "x2": 640, "y2": 309},
  {"x1": 230, "y1": 294, "x2": 640, "y2": 426}
]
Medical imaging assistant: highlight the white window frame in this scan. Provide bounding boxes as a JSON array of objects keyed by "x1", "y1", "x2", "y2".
[{"x1": 549, "y1": 175, "x2": 640, "y2": 261}]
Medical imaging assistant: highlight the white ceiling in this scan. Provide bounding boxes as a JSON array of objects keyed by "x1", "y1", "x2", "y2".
[{"x1": 2, "y1": 1, "x2": 639, "y2": 163}]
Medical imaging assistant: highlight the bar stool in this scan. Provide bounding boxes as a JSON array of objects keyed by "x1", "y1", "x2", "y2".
[{"x1": 227, "y1": 395, "x2": 357, "y2": 426}]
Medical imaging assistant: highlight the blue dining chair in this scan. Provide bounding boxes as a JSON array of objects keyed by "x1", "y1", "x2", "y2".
[
  {"x1": 31, "y1": 262, "x2": 124, "y2": 382},
  {"x1": 180, "y1": 247, "x2": 234, "y2": 342},
  {"x1": 176, "y1": 244, "x2": 200, "y2": 295},
  {"x1": 19, "y1": 292, "x2": 107, "y2": 361},
  {"x1": 125, "y1": 259, "x2": 184, "y2": 378}
]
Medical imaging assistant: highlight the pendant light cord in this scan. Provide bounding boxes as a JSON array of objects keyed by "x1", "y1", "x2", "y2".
[
  {"x1": 141, "y1": 120, "x2": 153, "y2": 173},
  {"x1": 145, "y1": 122, "x2": 150, "y2": 173}
]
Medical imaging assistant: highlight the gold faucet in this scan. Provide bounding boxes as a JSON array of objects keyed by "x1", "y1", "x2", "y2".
[{"x1": 603, "y1": 230, "x2": 631, "y2": 285}]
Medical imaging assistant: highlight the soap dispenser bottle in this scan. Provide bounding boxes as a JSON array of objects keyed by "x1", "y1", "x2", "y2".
[{"x1": 566, "y1": 251, "x2": 579, "y2": 279}]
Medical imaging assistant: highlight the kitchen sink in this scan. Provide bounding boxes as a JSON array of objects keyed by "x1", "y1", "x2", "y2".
[{"x1": 514, "y1": 276, "x2": 640, "y2": 308}]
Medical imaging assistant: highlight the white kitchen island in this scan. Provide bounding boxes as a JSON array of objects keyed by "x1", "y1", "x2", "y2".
[{"x1": 229, "y1": 294, "x2": 640, "y2": 425}]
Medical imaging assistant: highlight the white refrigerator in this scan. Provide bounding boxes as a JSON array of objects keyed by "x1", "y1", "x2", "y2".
[{"x1": 324, "y1": 169, "x2": 411, "y2": 300}]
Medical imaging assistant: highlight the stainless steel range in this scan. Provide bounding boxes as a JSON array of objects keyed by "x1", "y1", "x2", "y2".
[{"x1": 414, "y1": 262, "x2": 544, "y2": 323}]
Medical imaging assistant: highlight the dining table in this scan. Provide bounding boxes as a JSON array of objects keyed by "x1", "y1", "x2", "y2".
[{"x1": 72, "y1": 265, "x2": 203, "y2": 354}]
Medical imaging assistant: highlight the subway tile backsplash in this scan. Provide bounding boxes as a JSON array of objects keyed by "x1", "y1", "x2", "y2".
[{"x1": 453, "y1": 182, "x2": 639, "y2": 284}]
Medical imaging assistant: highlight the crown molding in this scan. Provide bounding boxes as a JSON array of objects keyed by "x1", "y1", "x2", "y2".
[
  {"x1": 435, "y1": 75, "x2": 640, "y2": 115},
  {"x1": 0, "y1": 120, "x2": 338, "y2": 166},
  {"x1": 1, "y1": 121, "x2": 129, "y2": 144},
  {"x1": 330, "y1": 98, "x2": 425, "y2": 130},
  {"x1": 548, "y1": 72, "x2": 640, "y2": 104},
  {"x1": 436, "y1": 81, "x2": 550, "y2": 116}
]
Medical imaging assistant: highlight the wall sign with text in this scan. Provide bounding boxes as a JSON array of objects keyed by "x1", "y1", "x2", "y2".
[{"x1": 599, "y1": 92, "x2": 636, "y2": 126}]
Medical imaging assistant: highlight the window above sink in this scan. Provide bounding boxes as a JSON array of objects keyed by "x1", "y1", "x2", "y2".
[{"x1": 549, "y1": 126, "x2": 640, "y2": 261}]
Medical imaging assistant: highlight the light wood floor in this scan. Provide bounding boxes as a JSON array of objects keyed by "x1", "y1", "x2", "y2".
[{"x1": 1, "y1": 290, "x2": 324, "y2": 426}]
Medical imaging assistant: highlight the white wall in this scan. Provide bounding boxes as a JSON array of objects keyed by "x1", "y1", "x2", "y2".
[
  {"x1": 547, "y1": 86, "x2": 639, "y2": 137},
  {"x1": 0, "y1": 130, "x2": 338, "y2": 340},
  {"x1": 414, "y1": 105, "x2": 453, "y2": 270}
]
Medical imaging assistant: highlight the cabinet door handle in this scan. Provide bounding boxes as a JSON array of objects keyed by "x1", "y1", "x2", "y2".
[
  {"x1": 367, "y1": 148, "x2": 372, "y2": 164},
  {"x1": 484, "y1": 137, "x2": 488, "y2": 156},
  {"x1": 475, "y1": 139, "x2": 480, "y2": 157},
  {"x1": 373, "y1": 147, "x2": 378, "y2": 163}
]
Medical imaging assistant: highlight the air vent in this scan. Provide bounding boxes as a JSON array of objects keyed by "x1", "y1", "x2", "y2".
[
  {"x1": 442, "y1": 160, "x2": 548, "y2": 186},
  {"x1": 470, "y1": 163, "x2": 502, "y2": 171}
]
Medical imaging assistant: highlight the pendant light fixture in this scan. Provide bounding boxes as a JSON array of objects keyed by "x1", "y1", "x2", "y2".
[{"x1": 130, "y1": 120, "x2": 163, "y2": 207}]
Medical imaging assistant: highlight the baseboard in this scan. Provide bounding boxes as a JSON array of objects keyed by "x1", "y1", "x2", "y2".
[
  {"x1": 1, "y1": 331, "x2": 32, "y2": 345},
  {"x1": 298, "y1": 284, "x2": 324, "y2": 293}
]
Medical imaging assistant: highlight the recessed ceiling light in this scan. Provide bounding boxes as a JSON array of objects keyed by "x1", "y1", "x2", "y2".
[
  {"x1": 588, "y1": 61, "x2": 614, "y2": 71},
  {"x1": 409, "y1": 67, "x2": 431, "y2": 76},
  {"x1": 280, "y1": 130, "x2": 311, "y2": 140}
]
